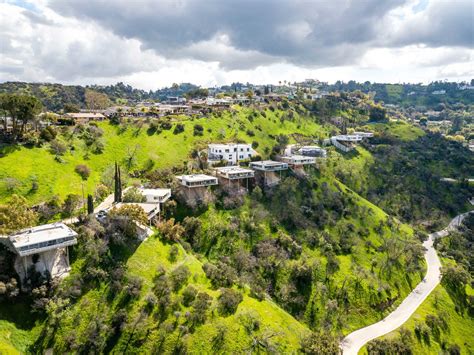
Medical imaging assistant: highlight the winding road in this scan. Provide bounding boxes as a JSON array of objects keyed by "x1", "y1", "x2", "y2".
[{"x1": 341, "y1": 211, "x2": 473, "y2": 355}]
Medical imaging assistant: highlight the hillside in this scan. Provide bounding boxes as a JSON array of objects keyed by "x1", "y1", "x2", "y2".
[
  {"x1": 0, "y1": 99, "x2": 472, "y2": 354},
  {"x1": 330, "y1": 121, "x2": 474, "y2": 227},
  {"x1": 0, "y1": 106, "x2": 326, "y2": 205},
  {"x1": 364, "y1": 214, "x2": 474, "y2": 354}
]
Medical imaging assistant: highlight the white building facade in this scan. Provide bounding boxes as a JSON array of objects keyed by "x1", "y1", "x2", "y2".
[{"x1": 208, "y1": 143, "x2": 257, "y2": 165}]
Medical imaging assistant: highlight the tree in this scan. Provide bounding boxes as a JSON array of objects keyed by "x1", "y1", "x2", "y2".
[
  {"x1": 369, "y1": 105, "x2": 387, "y2": 122},
  {"x1": 85, "y1": 89, "x2": 110, "y2": 110},
  {"x1": 49, "y1": 140, "x2": 67, "y2": 157},
  {"x1": 169, "y1": 265, "x2": 190, "y2": 291},
  {"x1": 156, "y1": 218, "x2": 184, "y2": 242},
  {"x1": 62, "y1": 194, "x2": 81, "y2": 217},
  {"x1": 114, "y1": 162, "x2": 122, "y2": 203},
  {"x1": 300, "y1": 332, "x2": 341, "y2": 354},
  {"x1": 109, "y1": 204, "x2": 148, "y2": 225},
  {"x1": 63, "y1": 103, "x2": 81, "y2": 113},
  {"x1": 87, "y1": 194, "x2": 94, "y2": 215},
  {"x1": 0, "y1": 195, "x2": 38, "y2": 234},
  {"x1": 122, "y1": 187, "x2": 146, "y2": 203},
  {"x1": 0, "y1": 93, "x2": 42, "y2": 139},
  {"x1": 217, "y1": 288, "x2": 243, "y2": 316}
]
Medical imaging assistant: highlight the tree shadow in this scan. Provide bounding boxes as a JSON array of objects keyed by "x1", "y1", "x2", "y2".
[{"x1": 0, "y1": 143, "x2": 21, "y2": 157}]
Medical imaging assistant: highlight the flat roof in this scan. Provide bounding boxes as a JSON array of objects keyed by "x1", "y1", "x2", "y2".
[
  {"x1": 65, "y1": 113, "x2": 105, "y2": 118},
  {"x1": 176, "y1": 174, "x2": 218, "y2": 182},
  {"x1": 9, "y1": 223, "x2": 77, "y2": 249},
  {"x1": 300, "y1": 145, "x2": 324, "y2": 149},
  {"x1": 251, "y1": 160, "x2": 287, "y2": 167},
  {"x1": 283, "y1": 155, "x2": 315, "y2": 160},
  {"x1": 139, "y1": 188, "x2": 171, "y2": 197},
  {"x1": 214, "y1": 166, "x2": 254, "y2": 174}
]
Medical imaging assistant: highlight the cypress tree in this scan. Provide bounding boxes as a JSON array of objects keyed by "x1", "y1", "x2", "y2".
[
  {"x1": 114, "y1": 161, "x2": 122, "y2": 203},
  {"x1": 87, "y1": 194, "x2": 94, "y2": 215}
]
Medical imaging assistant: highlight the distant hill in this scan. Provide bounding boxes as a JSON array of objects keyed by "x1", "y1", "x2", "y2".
[{"x1": 0, "y1": 82, "x2": 200, "y2": 111}]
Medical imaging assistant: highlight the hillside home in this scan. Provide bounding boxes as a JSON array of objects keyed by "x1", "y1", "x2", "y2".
[
  {"x1": 5, "y1": 223, "x2": 77, "y2": 286},
  {"x1": 207, "y1": 143, "x2": 258, "y2": 165},
  {"x1": 249, "y1": 160, "x2": 288, "y2": 187},
  {"x1": 297, "y1": 145, "x2": 327, "y2": 158},
  {"x1": 65, "y1": 112, "x2": 106, "y2": 123},
  {"x1": 214, "y1": 166, "x2": 254, "y2": 192},
  {"x1": 330, "y1": 132, "x2": 372, "y2": 152},
  {"x1": 176, "y1": 174, "x2": 218, "y2": 206}
]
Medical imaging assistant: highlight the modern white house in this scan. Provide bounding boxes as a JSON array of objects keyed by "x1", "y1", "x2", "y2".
[
  {"x1": 176, "y1": 174, "x2": 219, "y2": 206},
  {"x1": 249, "y1": 160, "x2": 288, "y2": 187},
  {"x1": 280, "y1": 155, "x2": 316, "y2": 166},
  {"x1": 6, "y1": 223, "x2": 78, "y2": 284},
  {"x1": 139, "y1": 188, "x2": 172, "y2": 204},
  {"x1": 330, "y1": 132, "x2": 373, "y2": 152},
  {"x1": 176, "y1": 174, "x2": 218, "y2": 188},
  {"x1": 207, "y1": 143, "x2": 258, "y2": 165}
]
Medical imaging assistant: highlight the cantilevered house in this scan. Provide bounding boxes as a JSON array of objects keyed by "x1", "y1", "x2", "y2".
[
  {"x1": 214, "y1": 166, "x2": 255, "y2": 193},
  {"x1": 280, "y1": 155, "x2": 315, "y2": 176},
  {"x1": 176, "y1": 174, "x2": 218, "y2": 206},
  {"x1": 249, "y1": 160, "x2": 288, "y2": 187},
  {"x1": 329, "y1": 132, "x2": 374, "y2": 152},
  {"x1": 5, "y1": 223, "x2": 77, "y2": 285}
]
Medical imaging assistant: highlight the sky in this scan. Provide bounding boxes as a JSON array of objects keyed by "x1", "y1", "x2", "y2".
[{"x1": 0, "y1": 0, "x2": 473, "y2": 90}]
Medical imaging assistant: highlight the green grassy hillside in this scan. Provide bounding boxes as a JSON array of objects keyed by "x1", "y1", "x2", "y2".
[
  {"x1": 31, "y1": 233, "x2": 309, "y2": 354},
  {"x1": 0, "y1": 107, "x2": 326, "y2": 205}
]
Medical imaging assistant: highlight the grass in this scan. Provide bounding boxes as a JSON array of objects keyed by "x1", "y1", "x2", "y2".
[
  {"x1": 0, "y1": 108, "x2": 326, "y2": 205},
  {"x1": 365, "y1": 120, "x2": 424, "y2": 141},
  {"x1": 36, "y1": 234, "x2": 310, "y2": 353}
]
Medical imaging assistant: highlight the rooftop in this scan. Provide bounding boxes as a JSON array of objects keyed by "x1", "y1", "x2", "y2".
[
  {"x1": 9, "y1": 223, "x2": 78, "y2": 257},
  {"x1": 65, "y1": 112, "x2": 105, "y2": 119},
  {"x1": 177, "y1": 174, "x2": 218, "y2": 183},
  {"x1": 250, "y1": 160, "x2": 288, "y2": 171}
]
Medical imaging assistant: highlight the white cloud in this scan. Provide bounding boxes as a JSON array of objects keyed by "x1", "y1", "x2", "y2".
[{"x1": 0, "y1": 0, "x2": 472, "y2": 89}]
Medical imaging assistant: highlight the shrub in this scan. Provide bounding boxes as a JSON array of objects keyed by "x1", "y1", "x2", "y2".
[
  {"x1": 122, "y1": 187, "x2": 146, "y2": 203},
  {"x1": 168, "y1": 245, "x2": 179, "y2": 262},
  {"x1": 246, "y1": 129, "x2": 255, "y2": 137},
  {"x1": 157, "y1": 218, "x2": 184, "y2": 243},
  {"x1": 182, "y1": 285, "x2": 198, "y2": 307},
  {"x1": 169, "y1": 265, "x2": 190, "y2": 291},
  {"x1": 251, "y1": 141, "x2": 259, "y2": 149},
  {"x1": 173, "y1": 123, "x2": 185, "y2": 134},
  {"x1": 193, "y1": 124, "x2": 204, "y2": 136},
  {"x1": 75, "y1": 164, "x2": 91, "y2": 181},
  {"x1": 40, "y1": 126, "x2": 57, "y2": 142},
  {"x1": 217, "y1": 288, "x2": 243, "y2": 316},
  {"x1": 203, "y1": 262, "x2": 236, "y2": 288},
  {"x1": 49, "y1": 140, "x2": 67, "y2": 156}
]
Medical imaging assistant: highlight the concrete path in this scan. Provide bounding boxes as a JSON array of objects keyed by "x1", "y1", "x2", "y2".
[{"x1": 341, "y1": 211, "x2": 472, "y2": 355}]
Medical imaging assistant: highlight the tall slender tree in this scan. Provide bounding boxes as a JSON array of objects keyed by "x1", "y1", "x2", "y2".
[
  {"x1": 87, "y1": 194, "x2": 94, "y2": 215},
  {"x1": 114, "y1": 162, "x2": 122, "y2": 203}
]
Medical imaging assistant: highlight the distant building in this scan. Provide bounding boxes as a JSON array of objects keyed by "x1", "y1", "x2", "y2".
[
  {"x1": 297, "y1": 145, "x2": 327, "y2": 158},
  {"x1": 167, "y1": 96, "x2": 187, "y2": 105},
  {"x1": 280, "y1": 155, "x2": 316, "y2": 166},
  {"x1": 330, "y1": 132, "x2": 373, "y2": 152},
  {"x1": 5, "y1": 223, "x2": 78, "y2": 285},
  {"x1": 65, "y1": 112, "x2": 106, "y2": 123},
  {"x1": 208, "y1": 143, "x2": 258, "y2": 165},
  {"x1": 432, "y1": 90, "x2": 446, "y2": 95}
]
